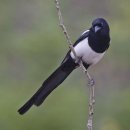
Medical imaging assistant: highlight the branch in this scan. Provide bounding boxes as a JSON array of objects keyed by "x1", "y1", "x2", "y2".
[
  {"x1": 54, "y1": 1, "x2": 95, "y2": 130},
  {"x1": 55, "y1": 0, "x2": 79, "y2": 63}
]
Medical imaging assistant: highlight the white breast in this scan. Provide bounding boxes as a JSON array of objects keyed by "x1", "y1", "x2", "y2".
[{"x1": 70, "y1": 38, "x2": 105, "y2": 65}]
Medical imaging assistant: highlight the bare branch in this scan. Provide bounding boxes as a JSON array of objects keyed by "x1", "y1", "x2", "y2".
[
  {"x1": 54, "y1": 1, "x2": 95, "y2": 130},
  {"x1": 55, "y1": 0, "x2": 79, "y2": 63}
]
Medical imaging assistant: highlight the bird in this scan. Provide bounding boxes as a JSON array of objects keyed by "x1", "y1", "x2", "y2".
[{"x1": 18, "y1": 18, "x2": 110, "y2": 115}]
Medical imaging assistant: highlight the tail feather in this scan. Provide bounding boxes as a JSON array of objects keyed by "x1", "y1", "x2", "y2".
[
  {"x1": 33, "y1": 63, "x2": 74, "y2": 106},
  {"x1": 18, "y1": 55, "x2": 77, "y2": 115},
  {"x1": 18, "y1": 97, "x2": 34, "y2": 115}
]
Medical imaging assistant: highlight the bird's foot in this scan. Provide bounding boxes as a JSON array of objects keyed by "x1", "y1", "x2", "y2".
[{"x1": 75, "y1": 57, "x2": 81, "y2": 64}]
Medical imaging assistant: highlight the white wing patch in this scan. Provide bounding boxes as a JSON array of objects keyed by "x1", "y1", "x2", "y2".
[{"x1": 81, "y1": 30, "x2": 89, "y2": 35}]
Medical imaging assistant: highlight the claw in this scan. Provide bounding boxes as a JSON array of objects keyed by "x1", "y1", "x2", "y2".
[{"x1": 75, "y1": 57, "x2": 82, "y2": 64}]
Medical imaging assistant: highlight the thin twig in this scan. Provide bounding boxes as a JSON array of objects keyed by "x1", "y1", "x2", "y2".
[
  {"x1": 54, "y1": 1, "x2": 95, "y2": 130},
  {"x1": 55, "y1": 0, "x2": 79, "y2": 63}
]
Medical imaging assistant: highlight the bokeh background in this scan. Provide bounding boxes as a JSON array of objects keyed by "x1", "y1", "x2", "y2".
[{"x1": 0, "y1": 0, "x2": 130, "y2": 130}]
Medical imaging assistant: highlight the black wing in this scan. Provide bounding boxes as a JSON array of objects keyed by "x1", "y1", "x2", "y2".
[
  {"x1": 73, "y1": 30, "x2": 89, "y2": 47},
  {"x1": 61, "y1": 30, "x2": 90, "y2": 64}
]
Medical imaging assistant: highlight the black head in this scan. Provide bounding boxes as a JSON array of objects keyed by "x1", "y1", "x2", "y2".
[
  {"x1": 88, "y1": 18, "x2": 110, "y2": 53},
  {"x1": 91, "y1": 18, "x2": 110, "y2": 35}
]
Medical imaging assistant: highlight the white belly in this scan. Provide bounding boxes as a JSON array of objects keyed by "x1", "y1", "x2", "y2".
[{"x1": 70, "y1": 38, "x2": 105, "y2": 65}]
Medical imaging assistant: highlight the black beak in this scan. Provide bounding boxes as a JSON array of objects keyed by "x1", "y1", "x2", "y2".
[{"x1": 94, "y1": 26, "x2": 101, "y2": 33}]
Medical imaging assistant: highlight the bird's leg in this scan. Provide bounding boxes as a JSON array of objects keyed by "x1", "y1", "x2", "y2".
[{"x1": 74, "y1": 56, "x2": 81, "y2": 65}]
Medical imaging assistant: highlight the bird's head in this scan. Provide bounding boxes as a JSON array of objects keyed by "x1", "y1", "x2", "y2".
[
  {"x1": 91, "y1": 18, "x2": 110, "y2": 37},
  {"x1": 88, "y1": 18, "x2": 110, "y2": 53}
]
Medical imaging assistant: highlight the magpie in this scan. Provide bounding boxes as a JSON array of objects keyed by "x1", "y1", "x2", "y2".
[{"x1": 18, "y1": 18, "x2": 110, "y2": 115}]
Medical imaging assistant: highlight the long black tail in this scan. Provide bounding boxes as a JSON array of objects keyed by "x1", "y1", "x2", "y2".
[{"x1": 18, "y1": 56, "x2": 77, "y2": 115}]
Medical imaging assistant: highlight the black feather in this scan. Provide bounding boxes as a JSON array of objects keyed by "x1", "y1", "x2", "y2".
[{"x1": 18, "y1": 55, "x2": 77, "y2": 115}]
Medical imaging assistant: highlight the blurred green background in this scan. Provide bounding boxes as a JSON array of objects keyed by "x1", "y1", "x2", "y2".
[{"x1": 0, "y1": 0, "x2": 130, "y2": 130}]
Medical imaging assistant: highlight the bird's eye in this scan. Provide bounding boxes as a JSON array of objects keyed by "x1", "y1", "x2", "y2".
[{"x1": 95, "y1": 23, "x2": 102, "y2": 27}]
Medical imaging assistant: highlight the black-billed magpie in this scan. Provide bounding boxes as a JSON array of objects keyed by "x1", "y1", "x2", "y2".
[{"x1": 18, "y1": 18, "x2": 110, "y2": 115}]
